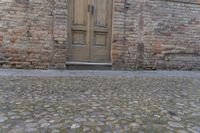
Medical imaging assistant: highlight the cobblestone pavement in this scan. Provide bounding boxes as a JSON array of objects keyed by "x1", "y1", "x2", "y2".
[{"x1": 0, "y1": 74, "x2": 200, "y2": 132}]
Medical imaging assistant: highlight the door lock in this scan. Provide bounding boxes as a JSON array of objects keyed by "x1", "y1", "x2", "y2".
[{"x1": 88, "y1": 5, "x2": 94, "y2": 15}]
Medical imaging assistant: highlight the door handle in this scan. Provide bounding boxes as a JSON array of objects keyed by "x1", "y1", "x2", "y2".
[
  {"x1": 88, "y1": 5, "x2": 94, "y2": 15},
  {"x1": 91, "y1": 5, "x2": 94, "y2": 15}
]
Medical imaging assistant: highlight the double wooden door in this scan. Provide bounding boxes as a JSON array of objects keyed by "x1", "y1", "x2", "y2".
[{"x1": 68, "y1": 0, "x2": 112, "y2": 63}]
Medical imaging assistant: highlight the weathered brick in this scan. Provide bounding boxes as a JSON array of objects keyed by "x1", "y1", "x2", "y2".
[
  {"x1": 0, "y1": 0, "x2": 200, "y2": 70},
  {"x1": 0, "y1": 36, "x2": 3, "y2": 45}
]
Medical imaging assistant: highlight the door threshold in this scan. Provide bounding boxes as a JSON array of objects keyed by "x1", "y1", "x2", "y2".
[
  {"x1": 66, "y1": 62, "x2": 112, "y2": 66},
  {"x1": 66, "y1": 62, "x2": 112, "y2": 70}
]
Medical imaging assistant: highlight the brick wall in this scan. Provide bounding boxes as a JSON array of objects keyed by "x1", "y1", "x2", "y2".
[
  {"x1": 112, "y1": 0, "x2": 200, "y2": 70},
  {"x1": 1, "y1": 0, "x2": 200, "y2": 70},
  {"x1": 0, "y1": 0, "x2": 29, "y2": 68},
  {"x1": 0, "y1": 0, "x2": 67, "y2": 69},
  {"x1": 144, "y1": 0, "x2": 200, "y2": 70}
]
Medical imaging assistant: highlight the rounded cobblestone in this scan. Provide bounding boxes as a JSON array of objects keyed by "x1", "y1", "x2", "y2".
[{"x1": 0, "y1": 76, "x2": 199, "y2": 132}]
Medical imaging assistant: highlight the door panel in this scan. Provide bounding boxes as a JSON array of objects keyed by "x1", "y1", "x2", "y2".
[
  {"x1": 90, "y1": 0, "x2": 112, "y2": 63},
  {"x1": 68, "y1": 0, "x2": 90, "y2": 62},
  {"x1": 68, "y1": 0, "x2": 112, "y2": 63},
  {"x1": 72, "y1": 31, "x2": 85, "y2": 46},
  {"x1": 73, "y1": 0, "x2": 86, "y2": 25},
  {"x1": 93, "y1": 0, "x2": 107, "y2": 27}
]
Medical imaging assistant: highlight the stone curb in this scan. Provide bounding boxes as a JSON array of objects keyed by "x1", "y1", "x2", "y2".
[{"x1": 0, "y1": 69, "x2": 200, "y2": 77}]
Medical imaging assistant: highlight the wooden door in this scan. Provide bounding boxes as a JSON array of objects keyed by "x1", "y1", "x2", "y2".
[
  {"x1": 68, "y1": 0, "x2": 112, "y2": 63},
  {"x1": 68, "y1": 0, "x2": 91, "y2": 62}
]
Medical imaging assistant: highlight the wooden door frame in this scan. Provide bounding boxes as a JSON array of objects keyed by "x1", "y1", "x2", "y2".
[{"x1": 67, "y1": 0, "x2": 114, "y2": 65}]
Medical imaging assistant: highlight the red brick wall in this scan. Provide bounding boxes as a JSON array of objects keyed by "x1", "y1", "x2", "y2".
[
  {"x1": 112, "y1": 0, "x2": 200, "y2": 70},
  {"x1": 1, "y1": 0, "x2": 200, "y2": 70},
  {"x1": 0, "y1": 0, "x2": 67, "y2": 69}
]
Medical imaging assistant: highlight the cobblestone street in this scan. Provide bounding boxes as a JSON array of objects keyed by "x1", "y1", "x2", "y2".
[{"x1": 0, "y1": 70, "x2": 200, "y2": 133}]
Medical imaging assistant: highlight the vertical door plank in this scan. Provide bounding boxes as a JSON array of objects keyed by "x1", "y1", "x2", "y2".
[
  {"x1": 90, "y1": 0, "x2": 112, "y2": 63},
  {"x1": 68, "y1": 0, "x2": 91, "y2": 62}
]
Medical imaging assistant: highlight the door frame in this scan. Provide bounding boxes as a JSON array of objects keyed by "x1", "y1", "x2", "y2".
[{"x1": 67, "y1": 0, "x2": 113, "y2": 65}]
